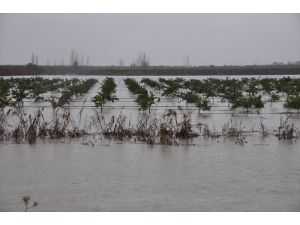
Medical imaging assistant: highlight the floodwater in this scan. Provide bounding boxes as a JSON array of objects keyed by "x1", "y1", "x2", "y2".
[
  {"x1": 1, "y1": 137, "x2": 300, "y2": 211},
  {"x1": 1, "y1": 75, "x2": 300, "y2": 211}
]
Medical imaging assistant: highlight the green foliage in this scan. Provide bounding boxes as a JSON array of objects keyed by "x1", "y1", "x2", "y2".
[
  {"x1": 141, "y1": 78, "x2": 163, "y2": 91},
  {"x1": 180, "y1": 92, "x2": 199, "y2": 104},
  {"x1": 195, "y1": 98, "x2": 211, "y2": 112},
  {"x1": 92, "y1": 77, "x2": 118, "y2": 112},
  {"x1": 180, "y1": 91, "x2": 211, "y2": 113},
  {"x1": 231, "y1": 96, "x2": 264, "y2": 112},
  {"x1": 0, "y1": 77, "x2": 97, "y2": 108},
  {"x1": 124, "y1": 78, "x2": 160, "y2": 113},
  {"x1": 11, "y1": 87, "x2": 28, "y2": 106},
  {"x1": 270, "y1": 93, "x2": 280, "y2": 103},
  {"x1": 159, "y1": 78, "x2": 185, "y2": 97},
  {"x1": 135, "y1": 91, "x2": 160, "y2": 113},
  {"x1": 124, "y1": 78, "x2": 147, "y2": 95},
  {"x1": 284, "y1": 95, "x2": 300, "y2": 113},
  {"x1": 91, "y1": 94, "x2": 106, "y2": 110},
  {"x1": 3, "y1": 76, "x2": 300, "y2": 116},
  {"x1": 52, "y1": 78, "x2": 97, "y2": 109},
  {"x1": 0, "y1": 78, "x2": 12, "y2": 108}
]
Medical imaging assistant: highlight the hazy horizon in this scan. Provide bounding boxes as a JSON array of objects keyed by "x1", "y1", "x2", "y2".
[{"x1": 0, "y1": 13, "x2": 300, "y2": 66}]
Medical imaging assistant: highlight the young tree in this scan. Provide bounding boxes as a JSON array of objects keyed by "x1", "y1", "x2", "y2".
[
  {"x1": 0, "y1": 79, "x2": 11, "y2": 108},
  {"x1": 135, "y1": 91, "x2": 160, "y2": 113},
  {"x1": 180, "y1": 91, "x2": 211, "y2": 113},
  {"x1": 231, "y1": 96, "x2": 264, "y2": 113},
  {"x1": 195, "y1": 98, "x2": 211, "y2": 113},
  {"x1": 284, "y1": 95, "x2": 300, "y2": 113},
  {"x1": 124, "y1": 78, "x2": 147, "y2": 95},
  {"x1": 92, "y1": 77, "x2": 118, "y2": 112},
  {"x1": 124, "y1": 78, "x2": 160, "y2": 113}
]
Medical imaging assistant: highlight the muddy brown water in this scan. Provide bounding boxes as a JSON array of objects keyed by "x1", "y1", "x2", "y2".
[
  {"x1": 1, "y1": 75, "x2": 300, "y2": 211},
  {"x1": 1, "y1": 137, "x2": 300, "y2": 211}
]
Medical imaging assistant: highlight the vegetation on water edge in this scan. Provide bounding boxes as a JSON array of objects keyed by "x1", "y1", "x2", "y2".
[
  {"x1": 0, "y1": 107, "x2": 299, "y2": 145},
  {"x1": 1, "y1": 76, "x2": 300, "y2": 146}
]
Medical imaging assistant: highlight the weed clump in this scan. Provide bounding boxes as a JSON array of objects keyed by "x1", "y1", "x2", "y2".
[
  {"x1": 22, "y1": 195, "x2": 38, "y2": 212},
  {"x1": 175, "y1": 113, "x2": 198, "y2": 139},
  {"x1": 102, "y1": 114, "x2": 134, "y2": 140},
  {"x1": 222, "y1": 119, "x2": 247, "y2": 144},
  {"x1": 276, "y1": 116, "x2": 299, "y2": 139}
]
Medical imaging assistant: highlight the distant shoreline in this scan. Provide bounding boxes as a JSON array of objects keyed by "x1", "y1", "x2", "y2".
[{"x1": 1, "y1": 65, "x2": 300, "y2": 76}]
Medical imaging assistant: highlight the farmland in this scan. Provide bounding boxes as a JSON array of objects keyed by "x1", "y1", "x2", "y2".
[
  {"x1": 1, "y1": 74, "x2": 300, "y2": 211},
  {"x1": 1, "y1": 75, "x2": 300, "y2": 145}
]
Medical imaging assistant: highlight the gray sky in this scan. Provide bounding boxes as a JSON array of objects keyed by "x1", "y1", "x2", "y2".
[{"x1": 0, "y1": 13, "x2": 300, "y2": 66}]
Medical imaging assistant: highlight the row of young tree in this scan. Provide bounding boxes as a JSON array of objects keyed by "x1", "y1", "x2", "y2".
[
  {"x1": 92, "y1": 77, "x2": 300, "y2": 113},
  {"x1": 1, "y1": 76, "x2": 300, "y2": 113},
  {"x1": 0, "y1": 77, "x2": 97, "y2": 108}
]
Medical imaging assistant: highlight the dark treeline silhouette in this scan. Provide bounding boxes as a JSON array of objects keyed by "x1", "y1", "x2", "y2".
[{"x1": 0, "y1": 64, "x2": 300, "y2": 76}]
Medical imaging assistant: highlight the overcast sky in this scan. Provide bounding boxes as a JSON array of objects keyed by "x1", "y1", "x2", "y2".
[{"x1": 0, "y1": 13, "x2": 299, "y2": 66}]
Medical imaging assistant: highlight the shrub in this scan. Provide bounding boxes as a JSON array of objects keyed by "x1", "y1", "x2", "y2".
[{"x1": 284, "y1": 95, "x2": 300, "y2": 113}]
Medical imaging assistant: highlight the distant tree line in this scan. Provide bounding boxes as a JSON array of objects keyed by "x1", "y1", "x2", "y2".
[{"x1": 0, "y1": 64, "x2": 300, "y2": 76}]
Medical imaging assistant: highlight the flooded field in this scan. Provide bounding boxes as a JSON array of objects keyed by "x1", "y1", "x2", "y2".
[
  {"x1": 1, "y1": 137, "x2": 300, "y2": 211},
  {"x1": 1, "y1": 75, "x2": 300, "y2": 211}
]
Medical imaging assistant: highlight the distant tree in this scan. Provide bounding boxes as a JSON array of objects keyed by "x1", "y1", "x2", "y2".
[
  {"x1": 86, "y1": 56, "x2": 90, "y2": 66},
  {"x1": 130, "y1": 62, "x2": 136, "y2": 67},
  {"x1": 30, "y1": 53, "x2": 35, "y2": 64},
  {"x1": 80, "y1": 53, "x2": 84, "y2": 66},
  {"x1": 30, "y1": 53, "x2": 39, "y2": 65},
  {"x1": 70, "y1": 49, "x2": 79, "y2": 66},
  {"x1": 119, "y1": 59, "x2": 125, "y2": 67},
  {"x1": 35, "y1": 55, "x2": 39, "y2": 65},
  {"x1": 136, "y1": 52, "x2": 150, "y2": 68},
  {"x1": 183, "y1": 55, "x2": 190, "y2": 67}
]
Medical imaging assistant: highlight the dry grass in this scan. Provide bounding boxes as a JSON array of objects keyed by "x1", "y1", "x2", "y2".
[
  {"x1": 0, "y1": 108, "x2": 87, "y2": 144},
  {"x1": 275, "y1": 115, "x2": 299, "y2": 139},
  {"x1": 0, "y1": 108, "x2": 300, "y2": 145}
]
